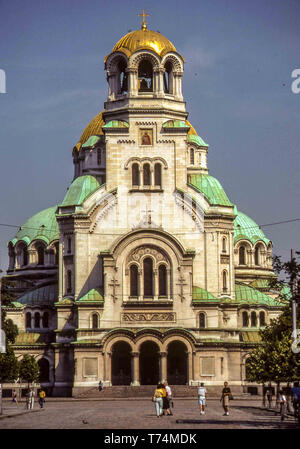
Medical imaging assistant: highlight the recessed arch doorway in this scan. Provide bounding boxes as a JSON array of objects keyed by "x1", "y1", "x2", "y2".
[
  {"x1": 139, "y1": 341, "x2": 160, "y2": 385},
  {"x1": 111, "y1": 341, "x2": 132, "y2": 385},
  {"x1": 167, "y1": 341, "x2": 188, "y2": 384}
]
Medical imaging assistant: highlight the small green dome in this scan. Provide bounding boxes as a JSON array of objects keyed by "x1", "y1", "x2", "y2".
[
  {"x1": 61, "y1": 175, "x2": 101, "y2": 207},
  {"x1": 10, "y1": 206, "x2": 59, "y2": 247},
  {"x1": 187, "y1": 134, "x2": 208, "y2": 148},
  {"x1": 234, "y1": 209, "x2": 270, "y2": 245}
]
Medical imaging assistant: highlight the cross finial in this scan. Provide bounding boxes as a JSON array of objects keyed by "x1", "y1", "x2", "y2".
[{"x1": 138, "y1": 9, "x2": 149, "y2": 30}]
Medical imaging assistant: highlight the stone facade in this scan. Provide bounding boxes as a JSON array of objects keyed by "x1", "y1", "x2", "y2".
[{"x1": 4, "y1": 23, "x2": 285, "y2": 396}]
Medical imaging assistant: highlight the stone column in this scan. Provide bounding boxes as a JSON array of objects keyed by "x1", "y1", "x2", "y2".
[
  {"x1": 131, "y1": 352, "x2": 140, "y2": 386},
  {"x1": 187, "y1": 351, "x2": 193, "y2": 385},
  {"x1": 127, "y1": 68, "x2": 138, "y2": 96},
  {"x1": 138, "y1": 269, "x2": 142, "y2": 301},
  {"x1": 28, "y1": 249, "x2": 35, "y2": 265},
  {"x1": 159, "y1": 352, "x2": 167, "y2": 382},
  {"x1": 153, "y1": 68, "x2": 164, "y2": 97},
  {"x1": 104, "y1": 351, "x2": 112, "y2": 386},
  {"x1": 167, "y1": 269, "x2": 171, "y2": 300},
  {"x1": 150, "y1": 166, "x2": 154, "y2": 188},
  {"x1": 154, "y1": 268, "x2": 158, "y2": 299}
]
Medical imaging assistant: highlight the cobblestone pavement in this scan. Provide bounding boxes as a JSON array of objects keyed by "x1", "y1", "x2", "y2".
[{"x1": 0, "y1": 399, "x2": 298, "y2": 429}]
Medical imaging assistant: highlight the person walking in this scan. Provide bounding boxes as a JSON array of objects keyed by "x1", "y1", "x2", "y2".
[
  {"x1": 38, "y1": 389, "x2": 46, "y2": 408},
  {"x1": 197, "y1": 382, "x2": 207, "y2": 415},
  {"x1": 12, "y1": 390, "x2": 18, "y2": 405},
  {"x1": 153, "y1": 383, "x2": 165, "y2": 418},
  {"x1": 266, "y1": 384, "x2": 273, "y2": 408},
  {"x1": 220, "y1": 382, "x2": 232, "y2": 416},
  {"x1": 278, "y1": 389, "x2": 287, "y2": 421},
  {"x1": 162, "y1": 381, "x2": 172, "y2": 416},
  {"x1": 98, "y1": 380, "x2": 103, "y2": 392},
  {"x1": 291, "y1": 381, "x2": 300, "y2": 416},
  {"x1": 28, "y1": 387, "x2": 35, "y2": 410}
]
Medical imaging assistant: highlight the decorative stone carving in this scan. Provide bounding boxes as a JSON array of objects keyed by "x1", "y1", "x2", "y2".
[
  {"x1": 122, "y1": 312, "x2": 175, "y2": 322},
  {"x1": 128, "y1": 246, "x2": 168, "y2": 264}
]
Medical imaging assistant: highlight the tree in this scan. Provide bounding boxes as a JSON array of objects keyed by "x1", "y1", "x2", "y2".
[
  {"x1": 0, "y1": 346, "x2": 19, "y2": 383},
  {"x1": 19, "y1": 355, "x2": 39, "y2": 387},
  {"x1": 246, "y1": 252, "x2": 300, "y2": 388}
]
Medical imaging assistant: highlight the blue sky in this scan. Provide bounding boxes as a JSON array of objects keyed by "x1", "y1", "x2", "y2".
[{"x1": 0, "y1": 0, "x2": 299, "y2": 272}]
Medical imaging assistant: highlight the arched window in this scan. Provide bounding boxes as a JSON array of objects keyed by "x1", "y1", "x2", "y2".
[
  {"x1": 259, "y1": 311, "x2": 266, "y2": 327},
  {"x1": 242, "y1": 311, "x2": 249, "y2": 327},
  {"x1": 190, "y1": 148, "x2": 194, "y2": 165},
  {"x1": 143, "y1": 163, "x2": 151, "y2": 186},
  {"x1": 143, "y1": 257, "x2": 153, "y2": 297},
  {"x1": 37, "y1": 244, "x2": 44, "y2": 265},
  {"x1": 22, "y1": 246, "x2": 28, "y2": 267},
  {"x1": 251, "y1": 311, "x2": 257, "y2": 327},
  {"x1": 67, "y1": 270, "x2": 72, "y2": 293},
  {"x1": 239, "y1": 246, "x2": 246, "y2": 265},
  {"x1": 163, "y1": 61, "x2": 173, "y2": 94},
  {"x1": 92, "y1": 313, "x2": 99, "y2": 329},
  {"x1": 38, "y1": 358, "x2": 50, "y2": 382},
  {"x1": 138, "y1": 59, "x2": 153, "y2": 92},
  {"x1": 154, "y1": 163, "x2": 162, "y2": 187},
  {"x1": 42, "y1": 312, "x2": 49, "y2": 328},
  {"x1": 254, "y1": 247, "x2": 259, "y2": 265},
  {"x1": 34, "y1": 312, "x2": 40, "y2": 328},
  {"x1": 118, "y1": 60, "x2": 128, "y2": 94},
  {"x1": 199, "y1": 312, "x2": 206, "y2": 329},
  {"x1": 158, "y1": 265, "x2": 167, "y2": 296},
  {"x1": 130, "y1": 265, "x2": 139, "y2": 297},
  {"x1": 26, "y1": 312, "x2": 31, "y2": 329},
  {"x1": 222, "y1": 237, "x2": 227, "y2": 253},
  {"x1": 8, "y1": 243, "x2": 15, "y2": 270},
  {"x1": 132, "y1": 163, "x2": 140, "y2": 186},
  {"x1": 222, "y1": 271, "x2": 228, "y2": 292},
  {"x1": 97, "y1": 148, "x2": 102, "y2": 165}
]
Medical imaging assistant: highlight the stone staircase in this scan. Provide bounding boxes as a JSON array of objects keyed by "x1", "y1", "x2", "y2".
[{"x1": 74, "y1": 385, "x2": 234, "y2": 399}]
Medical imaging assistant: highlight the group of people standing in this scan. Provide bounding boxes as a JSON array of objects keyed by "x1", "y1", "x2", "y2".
[
  {"x1": 12, "y1": 388, "x2": 46, "y2": 409},
  {"x1": 152, "y1": 382, "x2": 173, "y2": 417},
  {"x1": 197, "y1": 381, "x2": 232, "y2": 416}
]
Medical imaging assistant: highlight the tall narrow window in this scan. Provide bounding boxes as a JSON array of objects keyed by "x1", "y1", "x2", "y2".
[
  {"x1": 143, "y1": 257, "x2": 153, "y2": 297},
  {"x1": 67, "y1": 270, "x2": 72, "y2": 293},
  {"x1": 34, "y1": 312, "x2": 40, "y2": 328},
  {"x1": 199, "y1": 312, "x2": 206, "y2": 329},
  {"x1": 92, "y1": 313, "x2": 99, "y2": 329},
  {"x1": 254, "y1": 247, "x2": 259, "y2": 265},
  {"x1": 37, "y1": 245, "x2": 44, "y2": 265},
  {"x1": 23, "y1": 246, "x2": 28, "y2": 266},
  {"x1": 130, "y1": 265, "x2": 139, "y2": 297},
  {"x1": 138, "y1": 59, "x2": 153, "y2": 92},
  {"x1": 251, "y1": 311, "x2": 257, "y2": 327},
  {"x1": 163, "y1": 61, "x2": 173, "y2": 94},
  {"x1": 55, "y1": 242, "x2": 59, "y2": 265},
  {"x1": 259, "y1": 311, "x2": 265, "y2": 327},
  {"x1": 132, "y1": 163, "x2": 140, "y2": 186},
  {"x1": 26, "y1": 312, "x2": 31, "y2": 329},
  {"x1": 222, "y1": 271, "x2": 228, "y2": 292},
  {"x1": 42, "y1": 312, "x2": 49, "y2": 328},
  {"x1": 239, "y1": 246, "x2": 246, "y2": 265},
  {"x1": 143, "y1": 163, "x2": 151, "y2": 186},
  {"x1": 158, "y1": 265, "x2": 167, "y2": 296},
  {"x1": 242, "y1": 311, "x2": 249, "y2": 327},
  {"x1": 222, "y1": 237, "x2": 227, "y2": 253},
  {"x1": 97, "y1": 148, "x2": 102, "y2": 165},
  {"x1": 154, "y1": 163, "x2": 162, "y2": 187},
  {"x1": 67, "y1": 238, "x2": 72, "y2": 254},
  {"x1": 190, "y1": 148, "x2": 194, "y2": 165}
]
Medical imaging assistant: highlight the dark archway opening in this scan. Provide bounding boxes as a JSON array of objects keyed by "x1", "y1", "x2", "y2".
[
  {"x1": 138, "y1": 59, "x2": 153, "y2": 92},
  {"x1": 111, "y1": 341, "x2": 132, "y2": 385},
  {"x1": 139, "y1": 341, "x2": 159, "y2": 385},
  {"x1": 167, "y1": 341, "x2": 188, "y2": 385},
  {"x1": 38, "y1": 358, "x2": 50, "y2": 383}
]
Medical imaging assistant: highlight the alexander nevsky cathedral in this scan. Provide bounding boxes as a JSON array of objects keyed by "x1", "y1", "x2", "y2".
[{"x1": 4, "y1": 15, "x2": 285, "y2": 396}]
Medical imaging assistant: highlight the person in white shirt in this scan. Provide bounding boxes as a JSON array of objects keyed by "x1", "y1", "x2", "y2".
[
  {"x1": 163, "y1": 381, "x2": 173, "y2": 416},
  {"x1": 197, "y1": 382, "x2": 207, "y2": 415}
]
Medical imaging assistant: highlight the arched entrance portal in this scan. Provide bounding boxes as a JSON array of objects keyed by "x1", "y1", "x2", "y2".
[
  {"x1": 167, "y1": 341, "x2": 188, "y2": 384},
  {"x1": 139, "y1": 341, "x2": 160, "y2": 385},
  {"x1": 111, "y1": 341, "x2": 132, "y2": 385},
  {"x1": 38, "y1": 358, "x2": 50, "y2": 383}
]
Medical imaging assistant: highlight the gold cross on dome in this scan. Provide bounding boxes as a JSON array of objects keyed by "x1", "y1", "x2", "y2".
[{"x1": 138, "y1": 9, "x2": 149, "y2": 30}]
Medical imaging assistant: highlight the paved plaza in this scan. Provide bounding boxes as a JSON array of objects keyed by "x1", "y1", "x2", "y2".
[{"x1": 0, "y1": 399, "x2": 298, "y2": 429}]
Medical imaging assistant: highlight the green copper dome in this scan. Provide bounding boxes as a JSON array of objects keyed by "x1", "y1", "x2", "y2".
[
  {"x1": 10, "y1": 206, "x2": 59, "y2": 247},
  {"x1": 61, "y1": 175, "x2": 101, "y2": 207},
  {"x1": 234, "y1": 208, "x2": 270, "y2": 245},
  {"x1": 188, "y1": 174, "x2": 233, "y2": 207},
  {"x1": 17, "y1": 283, "x2": 58, "y2": 306}
]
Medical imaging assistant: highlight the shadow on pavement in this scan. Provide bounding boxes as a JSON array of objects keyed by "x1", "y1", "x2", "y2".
[{"x1": 175, "y1": 419, "x2": 297, "y2": 428}]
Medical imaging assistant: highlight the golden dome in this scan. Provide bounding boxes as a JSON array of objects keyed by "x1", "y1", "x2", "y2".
[
  {"x1": 107, "y1": 28, "x2": 178, "y2": 60},
  {"x1": 77, "y1": 111, "x2": 105, "y2": 146}
]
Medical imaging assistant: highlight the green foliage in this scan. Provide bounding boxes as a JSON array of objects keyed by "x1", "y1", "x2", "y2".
[
  {"x1": 1, "y1": 277, "x2": 17, "y2": 306},
  {"x1": 19, "y1": 355, "x2": 39, "y2": 384},
  {"x1": 2, "y1": 318, "x2": 18, "y2": 344},
  {"x1": 0, "y1": 346, "x2": 19, "y2": 382}
]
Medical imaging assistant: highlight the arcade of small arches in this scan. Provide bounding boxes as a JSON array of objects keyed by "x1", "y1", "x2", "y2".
[
  {"x1": 188, "y1": 147, "x2": 207, "y2": 168},
  {"x1": 240, "y1": 309, "x2": 266, "y2": 328},
  {"x1": 129, "y1": 159, "x2": 166, "y2": 189},
  {"x1": 235, "y1": 241, "x2": 272, "y2": 268},
  {"x1": 8, "y1": 240, "x2": 59, "y2": 271},
  {"x1": 105, "y1": 51, "x2": 183, "y2": 100},
  {"x1": 25, "y1": 310, "x2": 51, "y2": 330},
  {"x1": 106, "y1": 337, "x2": 192, "y2": 386}
]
